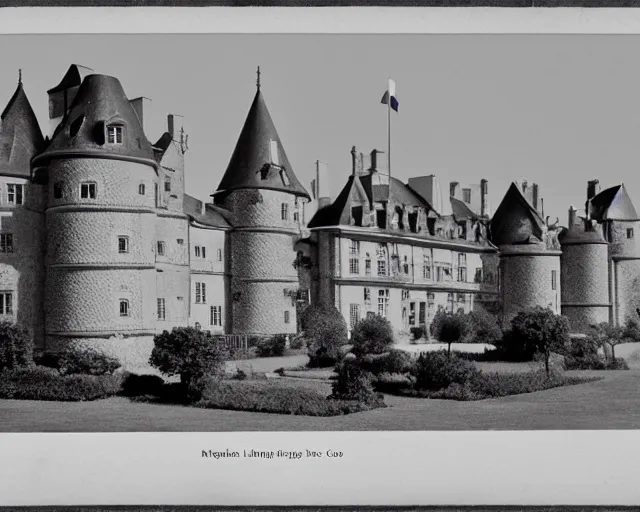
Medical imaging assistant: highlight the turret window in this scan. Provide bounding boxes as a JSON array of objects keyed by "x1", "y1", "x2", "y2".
[
  {"x1": 80, "y1": 182, "x2": 97, "y2": 199},
  {"x1": 53, "y1": 182, "x2": 63, "y2": 199},
  {"x1": 281, "y1": 203, "x2": 289, "y2": 221},
  {"x1": 628, "y1": 228, "x2": 634, "y2": 239},
  {"x1": 0, "y1": 292, "x2": 13, "y2": 315},
  {"x1": 284, "y1": 311, "x2": 290, "y2": 324},
  {"x1": 107, "y1": 125, "x2": 123, "y2": 144},
  {"x1": 157, "y1": 241, "x2": 165, "y2": 256},
  {"x1": 157, "y1": 298, "x2": 166, "y2": 320},
  {"x1": 551, "y1": 270, "x2": 557, "y2": 291},
  {"x1": 119, "y1": 299, "x2": 130, "y2": 317},
  {"x1": 164, "y1": 178, "x2": 171, "y2": 192},
  {"x1": 118, "y1": 236, "x2": 129, "y2": 253},
  {"x1": 0, "y1": 234, "x2": 13, "y2": 253},
  {"x1": 138, "y1": 183, "x2": 146, "y2": 195},
  {"x1": 7, "y1": 184, "x2": 23, "y2": 205}
]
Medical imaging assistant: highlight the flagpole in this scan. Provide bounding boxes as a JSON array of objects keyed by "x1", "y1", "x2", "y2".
[{"x1": 387, "y1": 78, "x2": 391, "y2": 179}]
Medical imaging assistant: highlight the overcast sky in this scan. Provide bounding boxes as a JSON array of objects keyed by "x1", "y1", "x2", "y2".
[{"x1": 2, "y1": 34, "x2": 640, "y2": 223}]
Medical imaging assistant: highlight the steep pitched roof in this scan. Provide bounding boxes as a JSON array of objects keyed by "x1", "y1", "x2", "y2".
[
  {"x1": 0, "y1": 82, "x2": 44, "y2": 178},
  {"x1": 589, "y1": 184, "x2": 639, "y2": 222},
  {"x1": 450, "y1": 196, "x2": 478, "y2": 220},
  {"x1": 34, "y1": 74, "x2": 156, "y2": 167},
  {"x1": 490, "y1": 182, "x2": 545, "y2": 246},
  {"x1": 183, "y1": 194, "x2": 232, "y2": 229},
  {"x1": 215, "y1": 88, "x2": 310, "y2": 200},
  {"x1": 47, "y1": 64, "x2": 94, "y2": 94},
  {"x1": 153, "y1": 132, "x2": 173, "y2": 162},
  {"x1": 358, "y1": 173, "x2": 435, "y2": 212},
  {"x1": 308, "y1": 175, "x2": 355, "y2": 228}
]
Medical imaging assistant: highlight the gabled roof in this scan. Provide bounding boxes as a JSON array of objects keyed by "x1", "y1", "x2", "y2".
[
  {"x1": 490, "y1": 182, "x2": 545, "y2": 246},
  {"x1": 0, "y1": 81, "x2": 44, "y2": 178},
  {"x1": 215, "y1": 87, "x2": 310, "y2": 200},
  {"x1": 47, "y1": 64, "x2": 94, "y2": 94},
  {"x1": 308, "y1": 175, "x2": 356, "y2": 228},
  {"x1": 358, "y1": 173, "x2": 435, "y2": 212},
  {"x1": 34, "y1": 74, "x2": 156, "y2": 168},
  {"x1": 183, "y1": 194, "x2": 232, "y2": 229},
  {"x1": 589, "y1": 184, "x2": 639, "y2": 222},
  {"x1": 450, "y1": 196, "x2": 478, "y2": 221}
]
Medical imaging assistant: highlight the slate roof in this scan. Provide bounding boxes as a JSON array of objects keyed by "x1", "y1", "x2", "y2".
[
  {"x1": 215, "y1": 88, "x2": 310, "y2": 200},
  {"x1": 450, "y1": 196, "x2": 479, "y2": 220},
  {"x1": 558, "y1": 224, "x2": 607, "y2": 246},
  {"x1": 47, "y1": 64, "x2": 94, "y2": 94},
  {"x1": 183, "y1": 194, "x2": 232, "y2": 229},
  {"x1": 588, "y1": 184, "x2": 639, "y2": 222},
  {"x1": 0, "y1": 82, "x2": 44, "y2": 178},
  {"x1": 490, "y1": 182, "x2": 546, "y2": 246},
  {"x1": 34, "y1": 74, "x2": 156, "y2": 167}
]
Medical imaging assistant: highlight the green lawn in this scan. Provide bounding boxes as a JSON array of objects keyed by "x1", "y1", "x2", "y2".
[{"x1": 2, "y1": 369, "x2": 640, "y2": 431}]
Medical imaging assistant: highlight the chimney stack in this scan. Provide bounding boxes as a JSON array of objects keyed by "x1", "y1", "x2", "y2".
[
  {"x1": 568, "y1": 205, "x2": 577, "y2": 227},
  {"x1": 351, "y1": 146, "x2": 357, "y2": 176},
  {"x1": 532, "y1": 183, "x2": 539, "y2": 211},
  {"x1": 449, "y1": 181, "x2": 460, "y2": 198},
  {"x1": 167, "y1": 114, "x2": 185, "y2": 141},
  {"x1": 480, "y1": 179, "x2": 488, "y2": 218},
  {"x1": 130, "y1": 97, "x2": 151, "y2": 136},
  {"x1": 587, "y1": 179, "x2": 600, "y2": 201}
]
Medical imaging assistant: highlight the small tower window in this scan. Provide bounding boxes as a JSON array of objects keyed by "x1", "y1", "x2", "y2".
[
  {"x1": 7, "y1": 184, "x2": 23, "y2": 205},
  {"x1": 119, "y1": 299, "x2": 130, "y2": 317},
  {"x1": 284, "y1": 310, "x2": 290, "y2": 324},
  {"x1": 118, "y1": 236, "x2": 129, "y2": 253},
  {"x1": 107, "y1": 125, "x2": 123, "y2": 144},
  {"x1": 80, "y1": 182, "x2": 97, "y2": 199},
  {"x1": 551, "y1": 270, "x2": 557, "y2": 291},
  {"x1": 217, "y1": 248, "x2": 223, "y2": 262},
  {"x1": 164, "y1": 178, "x2": 171, "y2": 192},
  {"x1": 177, "y1": 239, "x2": 184, "y2": 245},
  {"x1": 138, "y1": 183, "x2": 146, "y2": 195},
  {"x1": 157, "y1": 241, "x2": 165, "y2": 256},
  {"x1": 281, "y1": 203, "x2": 289, "y2": 221},
  {"x1": 628, "y1": 228, "x2": 634, "y2": 239},
  {"x1": 157, "y1": 298, "x2": 166, "y2": 320},
  {"x1": 53, "y1": 182, "x2": 63, "y2": 199}
]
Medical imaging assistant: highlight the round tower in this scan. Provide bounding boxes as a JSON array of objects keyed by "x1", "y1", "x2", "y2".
[
  {"x1": 213, "y1": 72, "x2": 310, "y2": 335},
  {"x1": 559, "y1": 207, "x2": 609, "y2": 334},
  {"x1": 491, "y1": 182, "x2": 562, "y2": 327},
  {"x1": 32, "y1": 74, "x2": 158, "y2": 354},
  {"x1": 0, "y1": 74, "x2": 46, "y2": 349}
]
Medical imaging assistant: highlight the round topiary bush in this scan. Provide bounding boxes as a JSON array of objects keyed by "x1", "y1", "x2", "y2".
[
  {"x1": 350, "y1": 315, "x2": 394, "y2": 357},
  {"x1": 302, "y1": 304, "x2": 349, "y2": 368},
  {"x1": 0, "y1": 321, "x2": 33, "y2": 370}
]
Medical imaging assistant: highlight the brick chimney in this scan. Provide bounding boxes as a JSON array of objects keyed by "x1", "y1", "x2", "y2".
[
  {"x1": 449, "y1": 181, "x2": 460, "y2": 198},
  {"x1": 587, "y1": 179, "x2": 600, "y2": 201},
  {"x1": 351, "y1": 146, "x2": 357, "y2": 176},
  {"x1": 568, "y1": 205, "x2": 577, "y2": 227},
  {"x1": 480, "y1": 179, "x2": 488, "y2": 218},
  {"x1": 129, "y1": 97, "x2": 151, "y2": 136}
]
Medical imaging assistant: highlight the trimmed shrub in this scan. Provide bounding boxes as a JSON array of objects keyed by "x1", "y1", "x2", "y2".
[
  {"x1": 359, "y1": 350, "x2": 414, "y2": 376},
  {"x1": 58, "y1": 346, "x2": 121, "y2": 376},
  {"x1": 197, "y1": 379, "x2": 385, "y2": 416},
  {"x1": 330, "y1": 358, "x2": 383, "y2": 405},
  {"x1": 412, "y1": 351, "x2": 480, "y2": 391},
  {"x1": 430, "y1": 310, "x2": 469, "y2": 356},
  {"x1": 303, "y1": 304, "x2": 349, "y2": 368},
  {"x1": 289, "y1": 334, "x2": 306, "y2": 350},
  {"x1": 410, "y1": 325, "x2": 426, "y2": 341},
  {"x1": 119, "y1": 373, "x2": 165, "y2": 397},
  {"x1": 466, "y1": 308, "x2": 503, "y2": 345},
  {"x1": 0, "y1": 366, "x2": 121, "y2": 401},
  {"x1": 150, "y1": 327, "x2": 227, "y2": 398},
  {"x1": 0, "y1": 321, "x2": 33, "y2": 370},
  {"x1": 373, "y1": 372, "x2": 415, "y2": 394},
  {"x1": 350, "y1": 315, "x2": 394, "y2": 357},
  {"x1": 255, "y1": 335, "x2": 287, "y2": 358}
]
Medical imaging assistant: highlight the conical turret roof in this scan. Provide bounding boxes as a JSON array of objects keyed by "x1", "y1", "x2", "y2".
[
  {"x1": 215, "y1": 86, "x2": 310, "y2": 200},
  {"x1": 34, "y1": 74, "x2": 155, "y2": 168},
  {"x1": 0, "y1": 80, "x2": 44, "y2": 178},
  {"x1": 490, "y1": 182, "x2": 545, "y2": 246}
]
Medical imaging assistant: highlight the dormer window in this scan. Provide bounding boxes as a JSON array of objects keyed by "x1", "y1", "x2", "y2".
[
  {"x1": 281, "y1": 170, "x2": 291, "y2": 187},
  {"x1": 80, "y1": 182, "x2": 97, "y2": 199},
  {"x1": 107, "y1": 124, "x2": 123, "y2": 144}
]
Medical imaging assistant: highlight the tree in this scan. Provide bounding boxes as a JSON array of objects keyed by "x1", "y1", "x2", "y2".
[
  {"x1": 149, "y1": 327, "x2": 226, "y2": 396},
  {"x1": 430, "y1": 309, "x2": 469, "y2": 358},
  {"x1": 350, "y1": 315, "x2": 394, "y2": 357},
  {"x1": 466, "y1": 307, "x2": 503, "y2": 345},
  {"x1": 508, "y1": 307, "x2": 570, "y2": 377},
  {"x1": 302, "y1": 304, "x2": 349, "y2": 367},
  {"x1": 590, "y1": 322, "x2": 631, "y2": 361}
]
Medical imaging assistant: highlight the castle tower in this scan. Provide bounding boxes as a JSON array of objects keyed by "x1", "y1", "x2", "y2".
[
  {"x1": 559, "y1": 205, "x2": 610, "y2": 334},
  {"x1": 587, "y1": 183, "x2": 640, "y2": 326},
  {"x1": 32, "y1": 74, "x2": 159, "y2": 351},
  {"x1": 213, "y1": 71, "x2": 310, "y2": 335},
  {"x1": 0, "y1": 73, "x2": 46, "y2": 348},
  {"x1": 490, "y1": 182, "x2": 561, "y2": 327}
]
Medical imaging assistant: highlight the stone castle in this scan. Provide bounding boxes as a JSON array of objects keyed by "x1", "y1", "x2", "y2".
[{"x1": 1, "y1": 64, "x2": 638, "y2": 366}]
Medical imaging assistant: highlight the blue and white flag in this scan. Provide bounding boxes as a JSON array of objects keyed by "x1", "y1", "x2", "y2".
[{"x1": 380, "y1": 78, "x2": 399, "y2": 112}]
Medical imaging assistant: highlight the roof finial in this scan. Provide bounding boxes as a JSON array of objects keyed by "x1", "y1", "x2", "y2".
[
  {"x1": 256, "y1": 66, "x2": 261, "y2": 91},
  {"x1": 18, "y1": 69, "x2": 22, "y2": 86}
]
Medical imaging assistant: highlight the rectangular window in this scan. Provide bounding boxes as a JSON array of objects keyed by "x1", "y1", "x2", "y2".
[
  {"x1": 177, "y1": 239, "x2": 184, "y2": 245},
  {"x1": 447, "y1": 293, "x2": 454, "y2": 312},
  {"x1": 349, "y1": 258, "x2": 359, "y2": 275},
  {"x1": 201, "y1": 246, "x2": 206, "y2": 259},
  {"x1": 293, "y1": 212, "x2": 299, "y2": 222},
  {"x1": 0, "y1": 234, "x2": 13, "y2": 253},
  {"x1": 419, "y1": 302, "x2": 426, "y2": 324},
  {"x1": 195, "y1": 282, "x2": 206, "y2": 304},
  {"x1": 435, "y1": 265, "x2": 443, "y2": 282},
  {"x1": 157, "y1": 241, "x2": 165, "y2": 256},
  {"x1": 118, "y1": 236, "x2": 129, "y2": 253},
  {"x1": 365, "y1": 258, "x2": 371, "y2": 276},
  {"x1": 349, "y1": 240, "x2": 360, "y2": 255},
  {"x1": 7, "y1": 184, "x2": 24, "y2": 205},
  {"x1": 423, "y1": 255, "x2": 431, "y2": 279},
  {"x1": 281, "y1": 203, "x2": 289, "y2": 220},
  {"x1": 463, "y1": 189, "x2": 471, "y2": 203},
  {"x1": 164, "y1": 178, "x2": 171, "y2": 192},
  {"x1": 349, "y1": 304, "x2": 361, "y2": 329},
  {"x1": 210, "y1": 305, "x2": 222, "y2": 326},
  {"x1": 80, "y1": 182, "x2": 96, "y2": 199},
  {"x1": 552, "y1": 270, "x2": 557, "y2": 291},
  {"x1": 364, "y1": 287, "x2": 371, "y2": 304},
  {"x1": 119, "y1": 299, "x2": 129, "y2": 317},
  {"x1": 458, "y1": 253, "x2": 466, "y2": 266},
  {"x1": 458, "y1": 267, "x2": 467, "y2": 282},
  {"x1": 107, "y1": 125, "x2": 123, "y2": 144},
  {"x1": 457, "y1": 293, "x2": 466, "y2": 303},
  {"x1": 217, "y1": 248, "x2": 223, "y2": 262},
  {"x1": 157, "y1": 298, "x2": 166, "y2": 320},
  {"x1": 377, "y1": 289, "x2": 390, "y2": 317},
  {"x1": 377, "y1": 260, "x2": 387, "y2": 276},
  {"x1": 195, "y1": 246, "x2": 201, "y2": 258},
  {"x1": 284, "y1": 310, "x2": 290, "y2": 324},
  {"x1": 628, "y1": 228, "x2": 635, "y2": 239},
  {"x1": 427, "y1": 292, "x2": 435, "y2": 308},
  {"x1": 0, "y1": 292, "x2": 13, "y2": 315},
  {"x1": 53, "y1": 182, "x2": 63, "y2": 199},
  {"x1": 474, "y1": 268, "x2": 483, "y2": 283}
]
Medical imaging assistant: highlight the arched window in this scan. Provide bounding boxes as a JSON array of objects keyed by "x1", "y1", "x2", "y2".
[
  {"x1": 138, "y1": 183, "x2": 146, "y2": 196},
  {"x1": 119, "y1": 299, "x2": 129, "y2": 317}
]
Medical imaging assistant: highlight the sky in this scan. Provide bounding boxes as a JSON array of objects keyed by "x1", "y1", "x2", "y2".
[{"x1": 2, "y1": 34, "x2": 640, "y2": 224}]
